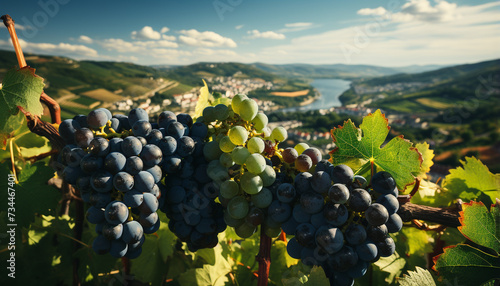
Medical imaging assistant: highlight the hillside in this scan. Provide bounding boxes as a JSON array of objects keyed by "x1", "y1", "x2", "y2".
[
  {"x1": 162, "y1": 62, "x2": 280, "y2": 86},
  {"x1": 0, "y1": 49, "x2": 179, "y2": 118},
  {"x1": 251, "y1": 62, "x2": 447, "y2": 79},
  {"x1": 339, "y1": 58, "x2": 500, "y2": 110}
]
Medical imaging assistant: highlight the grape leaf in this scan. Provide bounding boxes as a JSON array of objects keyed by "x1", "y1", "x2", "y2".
[
  {"x1": 443, "y1": 157, "x2": 500, "y2": 203},
  {"x1": 0, "y1": 67, "x2": 45, "y2": 116},
  {"x1": 329, "y1": 109, "x2": 422, "y2": 190},
  {"x1": 458, "y1": 201, "x2": 500, "y2": 253},
  {"x1": 177, "y1": 244, "x2": 232, "y2": 286},
  {"x1": 193, "y1": 79, "x2": 213, "y2": 120},
  {"x1": 398, "y1": 266, "x2": 436, "y2": 286},
  {"x1": 415, "y1": 142, "x2": 434, "y2": 179},
  {"x1": 15, "y1": 161, "x2": 59, "y2": 229},
  {"x1": 433, "y1": 244, "x2": 500, "y2": 286}
]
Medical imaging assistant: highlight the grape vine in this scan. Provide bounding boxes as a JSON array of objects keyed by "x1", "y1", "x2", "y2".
[{"x1": 1, "y1": 13, "x2": 499, "y2": 286}]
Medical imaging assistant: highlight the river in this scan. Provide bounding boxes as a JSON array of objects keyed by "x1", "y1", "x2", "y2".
[{"x1": 277, "y1": 78, "x2": 351, "y2": 113}]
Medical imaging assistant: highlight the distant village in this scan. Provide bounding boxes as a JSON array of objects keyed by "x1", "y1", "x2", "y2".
[{"x1": 108, "y1": 74, "x2": 431, "y2": 157}]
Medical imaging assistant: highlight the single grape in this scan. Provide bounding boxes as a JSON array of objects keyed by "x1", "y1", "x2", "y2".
[
  {"x1": 294, "y1": 143, "x2": 309, "y2": 155},
  {"x1": 385, "y1": 213, "x2": 403, "y2": 233},
  {"x1": 271, "y1": 127, "x2": 287, "y2": 142},
  {"x1": 267, "y1": 200, "x2": 292, "y2": 223},
  {"x1": 282, "y1": 147, "x2": 298, "y2": 164},
  {"x1": 323, "y1": 202, "x2": 348, "y2": 226},
  {"x1": 315, "y1": 226, "x2": 344, "y2": 254},
  {"x1": 365, "y1": 203, "x2": 389, "y2": 226},
  {"x1": 87, "y1": 109, "x2": 109, "y2": 128},
  {"x1": 240, "y1": 172, "x2": 263, "y2": 194},
  {"x1": 302, "y1": 147, "x2": 322, "y2": 165},
  {"x1": 276, "y1": 183, "x2": 296, "y2": 203},
  {"x1": 219, "y1": 136, "x2": 236, "y2": 153},
  {"x1": 299, "y1": 192, "x2": 324, "y2": 214},
  {"x1": 349, "y1": 188, "x2": 372, "y2": 212},
  {"x1": 140, "y1": 144, "x2": 163, "y2": 168},
  {"x1": 227, "y1": 196, "x2": 249, "y2": 220},
  {"x1": 295, "y1": 154, "x2": 313, "y2": 172},
  {"x1": 252, "y1": 113, "x2": 268, "y2": 131},
  {"x1": 376, "y1": 236, "x2": 396, "y2": 257},
  {"x1": 331, "y1": 164, "x2": 354, "y2": 185},
  {"x1": 228, "y1": 126, "x2": 248, "y2": 145},
  {"x1": 311, "y1": 171, "x2": 331, "y2": 194},
  {"x1": 128, "y1": 108, "x2": 149, "y2": 127},
  {"x1": 231, "y1": 94, "x2": 248, "y2": 114},
  {"x1": 113, "y1": 172, "x2": 134, "y2": 192},
  {"x1": 247, "y1": 137, "x2": 265, "y2": 154},
  {"x1": 245, "y1": 153, "x2": 266, "y2": 174},
  {"x1": 104, "y1": 201, "x2": 129, "y2": 225},
  {"x1": 371, "y1": 171, "x2": 397, "y2": 194},
  {"x1": 232, "y1": 146, "x2": 251, "y2": 165},
  {"x1": 132, "y1": 120, "x2": 152, "y2": 137},
  {"x1": 239, "y1": 98, "x2": 259, "y2": 121},
  {"x1": 295, "y1": 223, "x2": 316, "y2": 248},
  {"x1": 251, "y1": 187, "x2": 273, "y2": 208},
  {"x1": 328, "y1": 183, "x2": 350, "y2": 204},
  {"x1": 259, "y1": 165, "x2": 276, "y2": 187}
]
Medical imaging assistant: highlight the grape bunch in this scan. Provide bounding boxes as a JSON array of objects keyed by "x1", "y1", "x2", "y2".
[
  {"x1": 199, "y1": 94, "x2": 292, "y2": 238},
  {"x1": 155, "y1": 111, "x2": 227, "y2": 251},
  {"x1": 57, "y1": 107, "x2": 166, "y2": 258},
  {"x1": 281, "y1": 161, "x2": 402, "y2": 286}
]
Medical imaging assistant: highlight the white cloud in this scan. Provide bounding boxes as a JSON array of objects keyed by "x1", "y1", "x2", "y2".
[
  {"x1": 279, "y1": 22, "x2": 316, "y2": 33},
  {"x1": 0, "y1": 38, "x2": 98, "y2": 57},
  {"x1": 131, "y1": 26, "x2": 162, "y2": 40},
  {"x1": 252, "y1": 1, "x2": 500, "y2": 66},
  {"x1": 100, "y1": 38, "x2": 178, "y2": 53},
  {"x1": 162, "y1": 34, "x2": 176, "y2": 41},
  {"x1": 358, "y1": 0, "x2": 460, "y2": 23},
  {"x1": 235, "y1": 25, "x2": 244, "y2": 30},
  {"x1": 247, "y1": 30, "x2": 286, "y2": 40},
  {"x1": 78, "y1": 35, "x2": 93, "y2": 44},
  {"x1": 178, "y1": 29, "x2": 237, "y2": 48},
  {"x1": 160, "y1": 27, "x2": 169, "y2": 33},
  {"x1": 357, "y1": 7, "x2": 387, "y2": 16},
  {"x1": 285, "y1": 22, "x2": 313, "y2": 28}
]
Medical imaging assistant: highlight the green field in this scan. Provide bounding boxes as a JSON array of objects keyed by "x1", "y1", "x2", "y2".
[{"x1": 72, "y1": 96, "x2": 99, "y2": 106}]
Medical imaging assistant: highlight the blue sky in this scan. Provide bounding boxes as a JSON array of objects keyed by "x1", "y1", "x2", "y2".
[{"x1": 1, "y1": 0, "x2": 499, "y2": 66}]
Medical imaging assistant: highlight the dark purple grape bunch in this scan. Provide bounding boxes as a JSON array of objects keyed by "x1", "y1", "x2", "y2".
[
  {"x1": 57, "y1": 107, "x2": 167, "y2": 259},
  {"x1": 155, "y1": 111, "x2": 227, "y2": 251},
  {"x1": 281, "y1": 160, "x2": 402, "y2": 285}
]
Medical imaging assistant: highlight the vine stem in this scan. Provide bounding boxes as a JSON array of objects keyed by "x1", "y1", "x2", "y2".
[
  {"x1": 256, "y1": 230, "x2": 272, "y2": 286},
  {"x1": 2, "y1": 14, "x2": 61, "y2": 124}
]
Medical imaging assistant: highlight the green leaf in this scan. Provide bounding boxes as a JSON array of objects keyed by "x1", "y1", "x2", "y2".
[
  {"x1": 193, "y1": 79, "x2": 213, "y2": 120},
  {"x1": 433, "y1": 244, "x2": 500, "y2": 286},
  {"x1": 458, "y1": 201, "x2": 500, "y2": 253},
  {"x1": 157, "y1": 213, "x2": 177, "y2": 263},
  {"x1": 0, "y1": 67, "x2": 45, "y2": 115},
  {"x1": 0, "y1": 111, "x2": 24, "y2": 141},
  {"x1": 397, "y1": 266, "x2": 436, "y2": 286},
  {"x1": 177, "y1": 244, "x2": 232, "y2": 286},
  {"x1": 329, "y1": 109, "x2": 422, "y2": 190},
  {"x1": 130, "y1": 233, "x2": 168, "y2": 285},
  {"x1": 443, "y1": 157, "x2": 500, "y2": 203},
  {"x1": 13, "y1": 161, "x2": 59, "y2": 229}
]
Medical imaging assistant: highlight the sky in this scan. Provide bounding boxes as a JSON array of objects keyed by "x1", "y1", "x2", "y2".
[{"x1": 0, "y1": 0, "x2": 499, "y2": 67}]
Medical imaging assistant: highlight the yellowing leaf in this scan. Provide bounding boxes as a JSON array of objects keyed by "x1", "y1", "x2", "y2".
[
  {"x1": 329, "y1": 109, "x2": 422, "y2": 190},
  {"x1": 415, "y1": 142, "x2": 434, "y2": 179},
  {"x1": 193, "y1": 79, "x2": 213, "y2": 120}
]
